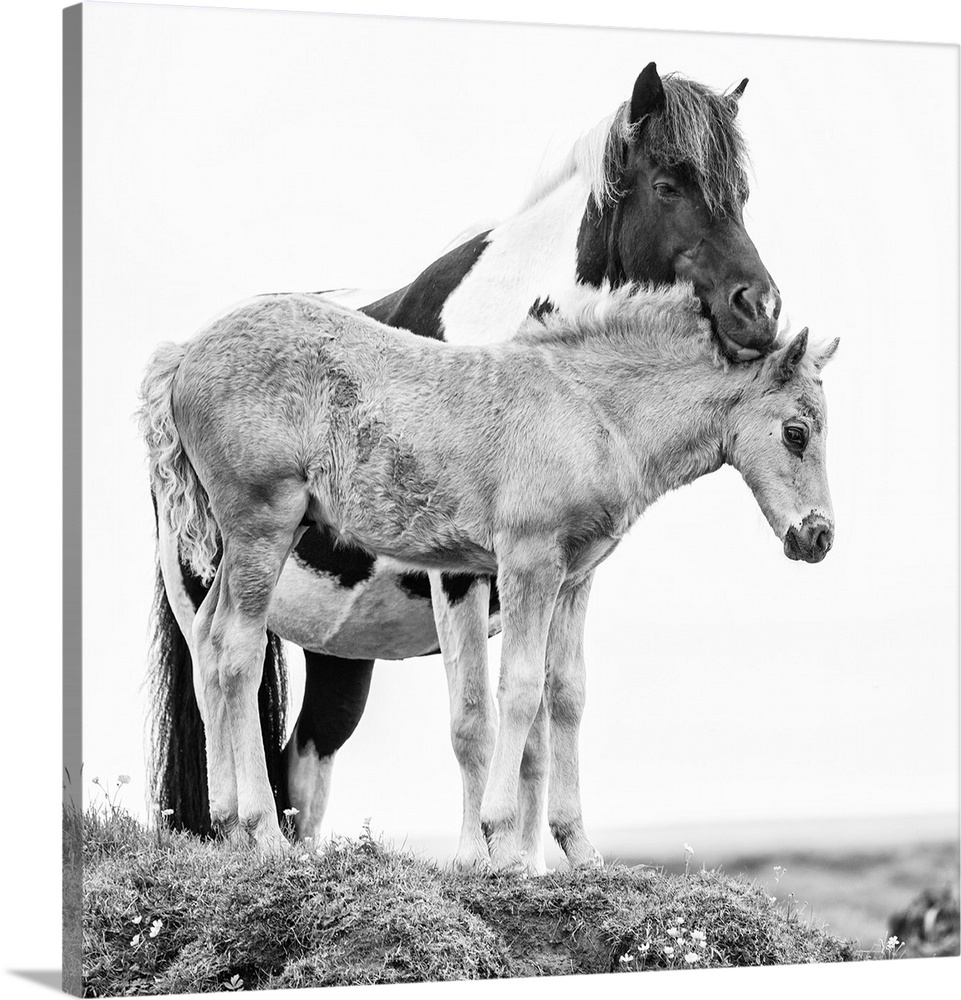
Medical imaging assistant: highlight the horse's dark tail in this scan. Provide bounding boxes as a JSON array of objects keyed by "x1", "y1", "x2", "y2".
[{"x1": 146, "y1": 540, "x2": 290, "y2": 837}]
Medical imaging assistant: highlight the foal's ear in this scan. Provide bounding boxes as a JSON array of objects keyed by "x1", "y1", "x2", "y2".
[
  {"x1": 771, "y1": 327, "x2": 809, "y2": 383},
  {"x1": 813, "y1": 337, "x2": 840, "y2": 372},
  {"x1": 629, "y1": 62, "x2": 666, "y2": 126}
]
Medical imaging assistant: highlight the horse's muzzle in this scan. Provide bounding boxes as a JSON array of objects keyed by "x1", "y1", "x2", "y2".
[
  {"x1": 783, "y1": 515, "x2": 834, "y2": 564},
  {"x1": 714, "y1": 284, "x2": 781, "y2": 361}
]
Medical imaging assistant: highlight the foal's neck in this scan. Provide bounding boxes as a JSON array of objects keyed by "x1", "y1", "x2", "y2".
[{"x1": 591, "y1": 340, "x2": 744, "y2": 507}]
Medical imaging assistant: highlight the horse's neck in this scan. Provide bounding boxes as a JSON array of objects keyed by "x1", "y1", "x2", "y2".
[{"x1": 438, "y1": 176, "x2": 592, "y2": 347}]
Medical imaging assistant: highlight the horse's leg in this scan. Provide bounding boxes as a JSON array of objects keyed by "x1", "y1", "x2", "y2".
[
  {"x1": 429, "y1": 572, "x2": 495, "y2": 869},
  {"x1": 544, "y1": 571, "x2": 601, "y2": 868},
  {"x1": 194, "y1": 518, "x2": 302, "y2": 848},
  {"x1": 285, "y1": 653, "x2": 374, "y2": 842},
  {"x1": 480, "y1": 539, "x2": 563, "y2": 872},
  {"x1": 517, "y1": 697, "x2": 549, "y2": 872}
]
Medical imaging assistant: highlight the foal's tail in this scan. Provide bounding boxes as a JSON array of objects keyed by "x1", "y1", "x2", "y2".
[
  {"x1": 139, "y1": 342, "x2": 290, "y2": 837},
  {"x1": 138, "y1": 342, "x2": 220, "y2": 585}
]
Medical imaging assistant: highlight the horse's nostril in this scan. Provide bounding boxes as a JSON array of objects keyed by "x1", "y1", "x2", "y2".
[{"x1": 730, "y1": 286, "x2": 758, "y2": 323}]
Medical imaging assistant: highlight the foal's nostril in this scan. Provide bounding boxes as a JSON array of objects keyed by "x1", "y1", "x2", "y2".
[{"x1": 815, "y1": 529, "x2": 831, "y2": 553}]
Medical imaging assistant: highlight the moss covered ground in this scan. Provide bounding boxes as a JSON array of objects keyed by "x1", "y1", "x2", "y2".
[{"x1": 73, "y1": 805, "x2": 878, "y2": 996}]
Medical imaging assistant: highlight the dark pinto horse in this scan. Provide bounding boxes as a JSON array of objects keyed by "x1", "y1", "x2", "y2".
[{"x1": 150, "y1": 63, "x2": 781, "y2": 868}]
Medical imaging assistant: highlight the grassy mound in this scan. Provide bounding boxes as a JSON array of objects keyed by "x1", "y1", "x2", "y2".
[{"x1": 80, "y1": 809, "x2": 867, "y2": 996}]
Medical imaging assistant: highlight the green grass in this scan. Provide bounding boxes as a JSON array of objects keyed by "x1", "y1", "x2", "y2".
[{"x1": 78, "y1": 808, "x2": 877, "y2": 996}]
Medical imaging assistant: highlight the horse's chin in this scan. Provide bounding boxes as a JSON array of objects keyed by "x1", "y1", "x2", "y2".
[
  {"x1": 708, "y1": 312, "x2": 778, "y2": 362},
  {"x1": 716, "y1": 326, "x2": 763, "y2": 362}
]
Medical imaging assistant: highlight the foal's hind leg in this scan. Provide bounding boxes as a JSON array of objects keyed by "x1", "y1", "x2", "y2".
[
  {"x1": 158, "y1": 516, "x2": 239, "y2": 831},
  {"x1": 430, "y1": 572, "x2": 496, "y2": 870},
  {"x1": 194, "y1": 516, "x2": 304, "y2": 848}
]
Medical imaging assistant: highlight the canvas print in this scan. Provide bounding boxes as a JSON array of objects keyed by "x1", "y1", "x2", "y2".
[{"x1": 63, "y1": 2, "x2": 960, "y2": 994}]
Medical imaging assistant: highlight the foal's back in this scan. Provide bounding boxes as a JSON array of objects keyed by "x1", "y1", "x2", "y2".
[{"x1": 173, "y1": 293, "x2": 621, "y2": 570}]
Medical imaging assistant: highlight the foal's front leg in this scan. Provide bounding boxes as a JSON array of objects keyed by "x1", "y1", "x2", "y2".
[
  {"x1": 545, "y1": 571, "x2": 601, "y2": 868},
  {"x1": 429, "y1": 572, "x2": 495, "y2": 870},
  {"x1": 480, "y1": 538, "x2": 563, "y2": 871}
]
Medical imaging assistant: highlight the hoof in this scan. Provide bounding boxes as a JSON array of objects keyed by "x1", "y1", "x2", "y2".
[
  {"x1": 453, "y1": 847, "x2": 492, "y2": 872},
  {"x1": 574, "y1": 849, "x2": 604, "y2": 869},
  {"x1": 240, "y1": 811, "x2": 286, "y2": 852},
  {"x1": 490, "y1": 851, "x2": 529, "y2": 874}
]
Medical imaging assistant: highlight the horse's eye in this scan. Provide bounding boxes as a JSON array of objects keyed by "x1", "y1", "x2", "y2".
[
  {"x1": 782, "y1": 424, "x2": 808, "y2": 452},
  {"x1": 653, "y1": 181, "x2": 680, "y2": 199}
]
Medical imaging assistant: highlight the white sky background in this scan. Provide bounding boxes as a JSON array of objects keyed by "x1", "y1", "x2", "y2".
[{"x1": 80, "y1": 2, "x2": 959, "y2": 851}]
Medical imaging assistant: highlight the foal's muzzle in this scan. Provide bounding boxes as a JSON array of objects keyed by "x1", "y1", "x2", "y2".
[{"x1": 783, "y1": 515, "x2": 834, "y2": 564}]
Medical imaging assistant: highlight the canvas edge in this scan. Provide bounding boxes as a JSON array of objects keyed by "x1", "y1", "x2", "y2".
[{"x1": 63, "y1": 3, "x2": 84, "y2": 996}]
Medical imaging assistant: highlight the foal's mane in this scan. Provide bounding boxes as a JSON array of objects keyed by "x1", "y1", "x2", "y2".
[
  {"x1": 518, "y1": 73, "x2": 751, "y2": 217},
  {"x1": 517, "y1": 282, "x2": 718, "y2": 364}
]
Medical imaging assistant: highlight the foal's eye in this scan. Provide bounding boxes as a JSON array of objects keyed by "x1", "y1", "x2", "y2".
[{"x1": 782, "y1": 423, "x2": 808, "y2": 452}]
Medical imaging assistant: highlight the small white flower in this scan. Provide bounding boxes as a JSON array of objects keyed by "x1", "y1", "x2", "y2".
[
  {"x1": 618, "y1": 953, "x2": 633, "y2": 964},
  {"x1": 886, "y1": 935, "x2": 900, "y2": 952},
  {"x1": 638, "y1": 943, "x2": 649, "y2": 954},
  {"x1": 283, "y1": 806, "x2": 299, "y2": 817},
  {"x1": 130, "y1": 933, "x2": 141, "y2": 947},
  {"x1": 161, "y1": 808, "x2": 174, "y2": 817},
  {"x1": 117, "y1": 774, "x2": 131, "y2": 785},
  {"x1": 684, "y1": 952, "x2": 699, "y2": 965},
  {"x1": 149, "y1": 919, "x2": 163, "y2": 938},
  {"x1": 663, "y1": 946, "x2": 674, "y2": 957},
  {"x1": 684, "y1": 843, "x2": 694, "y2": 855},
  {"x1": 132, "y1": 915, "x2": 142, "y2": 924},
  {"x1": 666, "y1": 927, "x2": 679, "y2": 937},
  {"x1": 690, "y1": 930, "x2": 706, "y2": 942}
]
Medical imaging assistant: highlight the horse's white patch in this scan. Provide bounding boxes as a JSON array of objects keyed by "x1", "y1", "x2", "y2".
[
  {"x1": 439, "y1": 175, "x2": 591, "y2": 346},
  {"x1": 760, "y1": 290, "x2": 779, "y2": 321},
  {"x1": 285, "y1": 740, "x2": 335, "y2": 843}
]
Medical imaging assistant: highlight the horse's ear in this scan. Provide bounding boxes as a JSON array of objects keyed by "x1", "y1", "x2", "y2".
[
  {"x1": 813, "y1": 337, "x2": 840, "y2": 372},
  {"x1": 727, "y1": 78, "x2": 749, "y2": 114},
  {"x1": 629, "y1": 62, "x2": 666, "y2": 126},
  {"x1": 772, "y1": 327, "x2": 809, "y2": 383}
]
